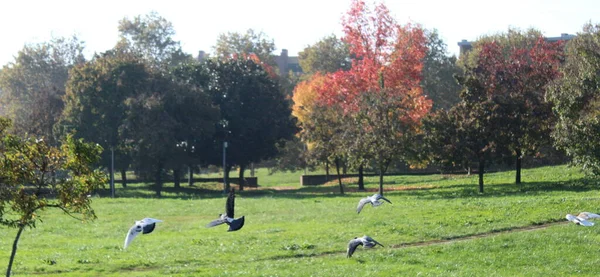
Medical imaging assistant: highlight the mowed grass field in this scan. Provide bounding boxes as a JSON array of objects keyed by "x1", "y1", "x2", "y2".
[{"x1": 2, "y1": 165, "x2": 600, "y2": 276}]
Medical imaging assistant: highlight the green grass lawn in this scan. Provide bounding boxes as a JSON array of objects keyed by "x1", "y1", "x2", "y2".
[
  {"x1": 2, "y1": 165, "x2": 600, "y2": 276},
  {"x1": 114, "y1": 166, "x2": 326, "y2": 188}
]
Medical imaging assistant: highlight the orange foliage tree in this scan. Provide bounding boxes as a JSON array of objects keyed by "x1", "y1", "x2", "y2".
[
  {"x1": 292, "y1": 73, "x2": 346, "y2": 194},
  {"x1": 317, "y1": 0, "x2": 432, "y2": 194}
]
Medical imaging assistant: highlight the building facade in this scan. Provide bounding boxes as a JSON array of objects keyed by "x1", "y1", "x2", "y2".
[{"x1": 195, "y1": 49, "x2": 303, "y2": 76}]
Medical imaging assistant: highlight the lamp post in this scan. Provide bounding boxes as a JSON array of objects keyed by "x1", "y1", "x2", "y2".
[
  {"x1": 223, "y1": 141, "x2": 228, "y2": 193},
  {"x1": 220, "y1": 119, "x2": 229, "y2": 193}
]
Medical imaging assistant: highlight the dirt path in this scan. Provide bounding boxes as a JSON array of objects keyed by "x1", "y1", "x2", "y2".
[
  {"x1": 388, "y1": 220, "x2": 567, "y2": 249},
  {"x1": 260, "y1": 220, "x2": 569, "y2": 261}
]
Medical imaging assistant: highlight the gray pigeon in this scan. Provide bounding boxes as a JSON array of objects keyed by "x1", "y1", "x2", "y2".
[
  {"x1": 347, "y1": 235, "x2": 384, "y2": 258},
  {"x1": 206, "y1": 188, "x2": 245, "y2": 232},
  {"x1": 566, "y1": 212, "x2": 600, "y2": 226},
  {"x1": 357, "y1": 193, "x2": 392, "y2": 213},
  {"x1": 124, "y1": 218, "x2": 163, "y2": 249}
]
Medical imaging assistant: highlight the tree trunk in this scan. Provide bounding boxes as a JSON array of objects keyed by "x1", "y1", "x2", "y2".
[
  {"x1": 120, "y1": 168, "x2": 127, "y2": 188},
  {"x1": 358, "y1": 164, "x2": 365, "y2": 191},
  {"x1": 325, "y1": 160, "x2": 329, "y2": 181},
  {"x1": 379, "y1": 169, "x2": 384, "y2": 196},
  {"x1": 7, "y1": 224, "x2": 26, "y2": 277},
  {"x1": 515, "y1": 149, "x2": 522, "y2": 185},
  {"x1": 173, "y1": 168, "x2": 180, "y2": 189},
  {"x1": 478, "y1": 156, "x2": 485, "y2": 193},
  {"x1": 378, "y1": 161, "x2": 390, "y2": 196},
  {"x1": 187, "y1": 164, "x2": 194, "y2": 186},
  {"x1": 155, "y1": 162, "x2": 163, "y2": 197},
  {"x1": 342, "y1": 162, "x2": 347, "y2": 175},
  {"x1": 238, "y1": 164, "x2": 246, "y2": 191},
  {"x1": 335, "y1": 158, "x2": 344, "y2": 194}
]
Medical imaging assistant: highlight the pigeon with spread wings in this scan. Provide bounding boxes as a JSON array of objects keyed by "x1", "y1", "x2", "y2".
[
  {"x1": 357, "y1": 193, "x2": 392, "y2": 214},
  {"x1": 124, "y1": 218, "x2": 162, "y2": 249},
  {"x1": 206, "y1": 188, "x2": 245, "y2": 232},
  {"x1": 346, "y1": 235, "x2": 384, "y2": 258},
  {"x1": 566, "y1": 212, "x2": 600, "y2": 226}
]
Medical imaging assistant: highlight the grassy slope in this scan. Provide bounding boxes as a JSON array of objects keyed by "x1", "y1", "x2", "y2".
[{"x1": 2, "y1": 165, "x2": 600, "y2": 276}]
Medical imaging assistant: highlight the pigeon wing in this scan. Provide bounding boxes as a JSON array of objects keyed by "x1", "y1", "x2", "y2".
[
  {"x1": 124, "y1": 225, "x2": 140, "y2": 249},
  {"x1": 347, "y1": 238, "x2": 362, "y2": 258},
  {"x1": 365, "y1": 236, "x2": 384, "y2": 247},
  {"x1": 579, "y1": 212, "x2": 600, "y2": 219},
  {"x1": 576, "y1": 217, "x2": 595, "y2": 226},
  {"x1": 206, "y1": 218, "x2": 227, "y2": 228},
  {"x1": 379, "y1": 195, "x2": 392, "y2": 204},
  {"x1": 357, "y1": 197, "x2": 371, "y2": 214},
  {"x1": 226, "y1": 188, "x2": 236, "y2": 219},
  {"x1": 141, "y1": 218, "x2": 163, "y2": 224}
]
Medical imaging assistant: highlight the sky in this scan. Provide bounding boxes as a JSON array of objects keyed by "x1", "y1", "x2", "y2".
[{"x1": 1, "y1": 0, "x2": 599, "y2": 66}]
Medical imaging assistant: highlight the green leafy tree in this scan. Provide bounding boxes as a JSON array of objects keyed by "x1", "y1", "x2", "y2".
[
  {"x1": 351, "y1": 85, "x2": 430, "y2": 194},
  {"x1": 0, "y1": 36, "x2": 85, "y2": 144},
  {"x1": 548, "y1": 23, "x2": 600, "y2": 176},
  {"x1": 60, "y1": 50, "x2": 148, "y2": 188},
  {"x1": 298, "y1": 34, "x2": 351, "y2": 75},
  {"x1": 422, "y1": 98, "x2": 501, "y2": 192},
  {"x1": 122, "y1": 68, "x2": 218, "y2": 196},
  {"x1": 166, "y1": 63, "x2": 219, "y2": 188},
  {"x1": 422, "y1": 29, "x2": 462, "y2": 111},
  {"x1": 205, "y1": 56, "x2": 296, "y2": 191},
  {"x1": 0, "y1": 118, "x2": 106, "y2": 277},
  {"x1": 117, "y1": 11, "x2": 191, "y2": 69},
  {"x1": 213, "y1": 29, "x2": 277, "y2": 68}
]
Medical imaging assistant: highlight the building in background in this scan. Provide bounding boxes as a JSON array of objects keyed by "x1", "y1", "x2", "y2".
[
  {"x1": 274, "y1": 49, "x2": 303, "y2": 75},
  {"x1": 195, "y1": 49, "x2": 303, "y2": 76}
]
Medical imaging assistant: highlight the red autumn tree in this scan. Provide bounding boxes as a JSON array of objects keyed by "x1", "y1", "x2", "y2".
[
  {"x1": 463, "y1": 30, "x2": 564, "y2": 185},
  {"x1": 317, "y1": 0, "x2": 431, "y2": 194}
]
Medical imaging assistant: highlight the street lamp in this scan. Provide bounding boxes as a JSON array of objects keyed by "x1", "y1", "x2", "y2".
[
  {"x1": 220, "y1": 119, "x2": 229, "y2": 193},
  {"x1": 223, "y1": 141, "x2": 228, "y2": 193}
]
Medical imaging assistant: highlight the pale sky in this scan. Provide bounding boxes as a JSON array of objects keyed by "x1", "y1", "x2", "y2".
[{"x1": 1, "y1": 0, "x2": 599, "y2": 66}]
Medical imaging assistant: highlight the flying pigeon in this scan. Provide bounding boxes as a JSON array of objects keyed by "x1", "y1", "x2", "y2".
[
  {"x1": 347, "y1": 235, "x2": 384, "y2": 258},
  {"x1": 206, "y1": 188, "x2": 245, "y2": 232},
  {"x1": 566, "y1": 212, "x2": 600, "y2": 226},
  {"x1": 124, "y1": 218, "x2": 163, "y2": 249},
  {"x1": 357, "y1": 193, "x2": 392, "y2": 214}
]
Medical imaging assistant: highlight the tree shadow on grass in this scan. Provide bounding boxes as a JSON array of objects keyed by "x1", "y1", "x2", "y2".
[
  {"x1": 91, "y1": 175, "x2": 599, "y2": 201},
  {"x1": 389, "y1": 176, "x2": 600, "y2": 200}
]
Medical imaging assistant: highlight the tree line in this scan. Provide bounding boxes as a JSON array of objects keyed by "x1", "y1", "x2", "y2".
[
  {"x1": 2, "y1": 1, "x2": 600, "y2": 196},
  {"x1": 0, "y1": 12, "x2": 296, "y2": 197},
  {"x1": 292, "y1": 0, "x2": 600, "y2": 194}
]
